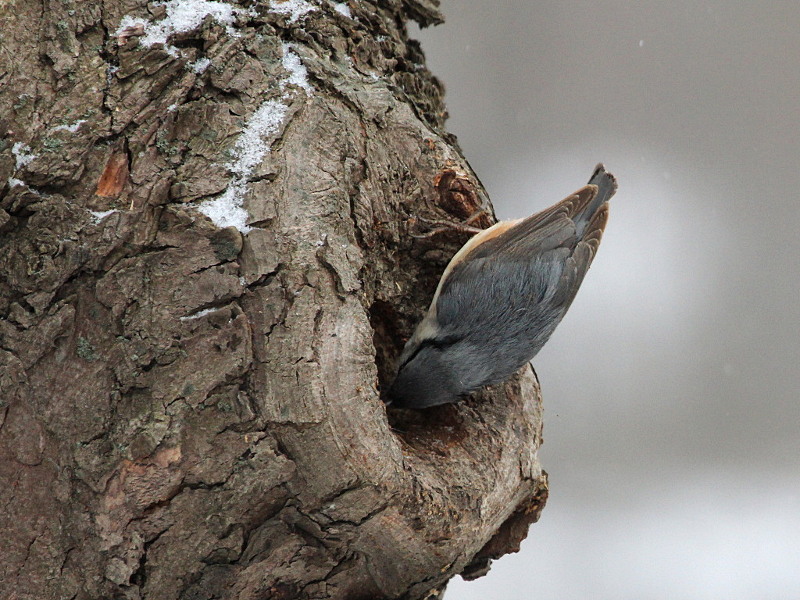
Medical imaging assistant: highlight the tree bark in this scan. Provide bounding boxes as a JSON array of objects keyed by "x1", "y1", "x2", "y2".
[{"x1": 0, "y1": 1, "x2": 547, "y2": 598}]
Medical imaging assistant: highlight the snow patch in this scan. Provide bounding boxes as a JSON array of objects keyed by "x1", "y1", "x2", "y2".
[
  {"x1": 197, "y1": 100, "x2": 288, "y2": 232},
  {"x1": 7, "y1": 178, "x2": 25, "y2": 188},
  {"x1": 12, "y1": 142, "x2": 37, "y2": 170},
  {"x1": 332, "y1": 2, "x2": 351, "y2": 18},
  {"x1": 225, "y1": 100, "x2": 289, "y2": 177},
  {"x1": 89, "y1": 209, "x2": 119, "y2": 223},
  {"x1": 189, "y1": 56, "x2": 212, "y2": 73},
  {"x1": 52, "y1": 119, "x2": 87, "y2": 133},
  {"x1": 116, "y1": 0, "x2": 254, "y2": 57},
  {"x1": 196, "y1": 43, "x2": 314, "y2": 233},
  {"x1": 180, "y1": 307, "x2": 217, "y2": 321},
  {"x1": 196, "y1": 181, "x2": 252, "y2": 232},
  {"x1": 270, "y1": 0, "x2": 317, "y2": 23},
  {"x1": 281, "y1": 43, "x2": 313, "y2": 94}
]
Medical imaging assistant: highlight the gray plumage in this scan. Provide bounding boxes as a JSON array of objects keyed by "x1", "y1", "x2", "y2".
[{"x1": 387, "y1": 164, "x2": 617, "y2": 409}]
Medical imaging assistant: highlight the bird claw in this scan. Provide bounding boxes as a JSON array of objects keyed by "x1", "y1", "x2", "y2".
[{"x1": 411, "y1": 211, "x2": 490, "y2": 239}]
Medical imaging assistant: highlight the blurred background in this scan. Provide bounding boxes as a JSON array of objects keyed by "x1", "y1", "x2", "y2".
[{"x1": 412, "y1": 2, "x2": 800, "y2": 598}]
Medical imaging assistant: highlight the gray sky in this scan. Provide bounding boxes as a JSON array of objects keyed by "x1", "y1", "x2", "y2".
[{"x1": 413, "y1": 2, "x2": 800, "y2": 598}]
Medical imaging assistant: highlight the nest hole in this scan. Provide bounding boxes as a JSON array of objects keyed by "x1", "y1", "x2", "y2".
[
  {"x1": 368, "y1": 298, "x2": 472, "y2": 449},
  {"x1": 367, "y1": 299, "x2": 404, "y2": 402}
]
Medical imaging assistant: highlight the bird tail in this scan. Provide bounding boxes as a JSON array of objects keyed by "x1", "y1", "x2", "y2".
[
  {"x1": 575, "y1": 163, "x2": 617, "y2": 237},
  {"x1": 587, "y1": 163, "x2": 617, "y2": 213}
]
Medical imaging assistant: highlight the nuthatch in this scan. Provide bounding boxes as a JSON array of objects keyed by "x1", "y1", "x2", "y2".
[{"x1": 387, "y1": 164, "x2": 617, "y2": 409}]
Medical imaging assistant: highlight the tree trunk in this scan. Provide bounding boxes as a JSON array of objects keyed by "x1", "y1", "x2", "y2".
[{"x1": 0, "y1": 1, "x2": 547, "y2": 598}]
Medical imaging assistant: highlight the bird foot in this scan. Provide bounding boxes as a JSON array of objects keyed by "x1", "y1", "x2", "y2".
[{"x1": 411, "y1": 211, "x2": 490, "y2": 239}]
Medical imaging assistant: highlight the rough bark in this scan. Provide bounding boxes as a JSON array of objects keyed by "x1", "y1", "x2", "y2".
[{"x1": 0, "y1": 1, "x2": 547, "y2": 599}]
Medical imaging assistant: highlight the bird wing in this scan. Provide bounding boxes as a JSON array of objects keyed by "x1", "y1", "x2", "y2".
[
  {"x1": 466, "y1": 184, "x2": 599, "y2": 262},
  {"x1": 434, "y1": 183, "x2": 610, "y2": 337},
  {"x1": 550, "y1": 201, "x2": 608, "y2": 309}
]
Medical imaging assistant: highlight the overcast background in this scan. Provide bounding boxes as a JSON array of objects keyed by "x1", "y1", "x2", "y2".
[{"x1": 412, "y1": 2, "x2": 800, "y2": 599}]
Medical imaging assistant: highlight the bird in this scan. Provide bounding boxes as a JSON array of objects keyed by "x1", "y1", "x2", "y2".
[{"x1": 387, "y1": 163, "x2": 617, "y2": 409}]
